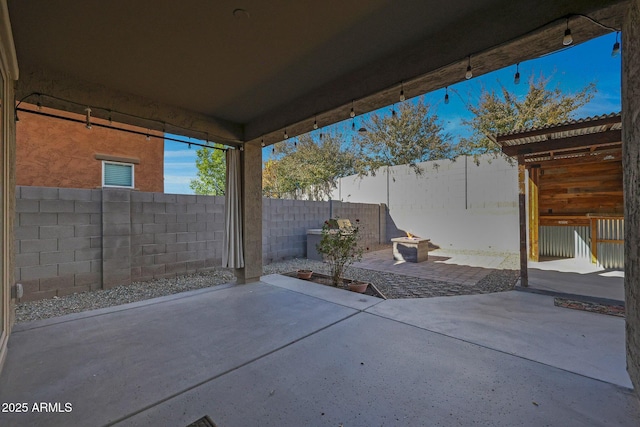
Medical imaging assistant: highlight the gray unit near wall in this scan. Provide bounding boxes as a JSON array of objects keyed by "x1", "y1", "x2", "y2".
[{"x1": 15, "y1": 186, "x2": 383, "y2": 301}]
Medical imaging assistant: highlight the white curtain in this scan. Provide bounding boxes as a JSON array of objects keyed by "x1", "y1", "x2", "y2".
[{"x1": 223, "y1": 148, "x2": 244, "y2": 268}]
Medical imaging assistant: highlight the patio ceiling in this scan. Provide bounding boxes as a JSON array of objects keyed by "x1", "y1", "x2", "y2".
[{"x1": 7, "y1": 0, "x2": 627, "y2": 146}]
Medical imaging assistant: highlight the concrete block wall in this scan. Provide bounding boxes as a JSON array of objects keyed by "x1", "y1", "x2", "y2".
[
  {"x1": 261, "y1": 198, "x2": 383, "y2": 263},
  {"x1": 130, "y1": 192, "x2": 225, "y2": 281},
  {"x1": 331, "y1": 200, "x2": 386, "y2": 251},
  {"x1": 262, "y1": 198, "x2": 329, "y2": 263},
  {"x1": 332, "y1": 155, "x2": 520, "y2": 253},
  {"x1": 16, "y1": 186, "x2": 382, "y2": 300},
  {"x1": 15, "y1": 186, "x2": 103, "y2": 301}
]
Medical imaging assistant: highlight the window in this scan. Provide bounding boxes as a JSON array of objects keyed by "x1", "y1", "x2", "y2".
[{"x1": 103, "y1": 161, "x2": 134, "y2": 188}]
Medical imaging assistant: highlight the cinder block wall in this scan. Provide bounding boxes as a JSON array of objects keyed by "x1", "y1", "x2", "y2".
[
  {"x1": 130, "y1": 192, "x2": 225, "y2": 282},
  {"x1": 15, "y1": 187, "x2": 382, "y2": 300},
  {"x1": 332, "y1": 155, "x2": 519, "y2": 252},
  {"x1": 15, "y1": 186, "x2": 103, "y2": 301}
]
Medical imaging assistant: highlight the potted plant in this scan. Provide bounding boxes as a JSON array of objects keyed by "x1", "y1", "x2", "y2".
[
  {"x1": 297, "y1": 269, "x2": 313, "y2": 280},
  {"x1": 347, "y1": 281, "x2": 368, "y2": 293},
  {"x1": 316, "y1": 218, "x2": 364, "y2": 287}
]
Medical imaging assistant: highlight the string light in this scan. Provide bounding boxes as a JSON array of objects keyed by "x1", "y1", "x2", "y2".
[
  {"x1": 284, "y1": 128, "x2": 288, "y2": 140},
  {"x1": 399, "y1": 82, "x2": 405, "y2": 102},
  {"x1": 261, "y1": 137, "x2": 265, "y2": 147},
  {"x1": 612, "y1": 32, "x2": 620, "y2": 57},
  {"x1": 36, "y1": 94, "x2": 42, "y2": 111},
  {"x1": 239, "y1": 146, "x2": 244, "y2": 151},
  {"x1": 145, "y1": 131, "x2": 151, "y2": 141},
  {"x1": 84, "y1": 107, "x2": 92, "y2": 129},
  {"x1": 444, "y1": 87, "x2": 449, "y2": 104},
  {"x1": 108, "y1": 110, "x2": 113, "y2": 124},
  {"x1": 514, "y1": 63, "x2": 521, "y2": 85},
  {"x1": 313, "y1": 115, "x2": 318, "y2": 130},
  {"x1": 563, "y1": 18, "x2": 573, "y2": 46},
  {"x1": 465, "y1": 56, "x2": 473, "y2": 80},
  {"x1": 350, "y1": 100, "x2": 355, "y2": 118}
]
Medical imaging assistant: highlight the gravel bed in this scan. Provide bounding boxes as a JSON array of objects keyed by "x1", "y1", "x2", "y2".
[
  {"x1": 17, "y1": 252, "x2": 520, "y2": 323},
  {"x1": 16, "y1": 268, "x2": 235, "y2": 323}
]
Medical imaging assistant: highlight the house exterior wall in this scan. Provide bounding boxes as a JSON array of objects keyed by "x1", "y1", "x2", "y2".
[
  {"x1": 16, "y1": 105, "x2": 164, "y2": 192},
  {"x1": 14, "y1": 187, "x2": 382, "y2": 301}
]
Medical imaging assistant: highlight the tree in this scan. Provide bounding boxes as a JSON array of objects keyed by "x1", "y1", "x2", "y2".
[
  {"x1": 262, "y1": 133, "x2": 356, "y2": 200},
  {"x1": 457, "y1": 73, "x2": 596, "y2": 160},
  {"x1": 354, "y1": 97, "x2": 453, "y2": 175},
  {"x1": 189, "y1": 146, "x2": 226, "y2": 195}
]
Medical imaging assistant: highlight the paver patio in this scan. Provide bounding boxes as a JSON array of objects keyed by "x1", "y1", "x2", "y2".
[{"x1": 353, "y1": 248, "x2": 509, "y2": 286}]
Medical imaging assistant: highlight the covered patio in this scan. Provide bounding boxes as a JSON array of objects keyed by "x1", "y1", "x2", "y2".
[
  {"x1": 1, "y1": 0, "x2": 640, "y2": 422},
  {"x1": 1, "y1": 276, "x2": 637, "y2": 426}
]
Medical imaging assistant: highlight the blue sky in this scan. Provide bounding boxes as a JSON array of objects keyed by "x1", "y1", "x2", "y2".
[{"x1": 164, "y1": 32, "x2": 621, "y2": 195}]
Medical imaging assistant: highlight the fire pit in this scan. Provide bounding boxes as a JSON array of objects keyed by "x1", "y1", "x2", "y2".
[{"x1": 391, "y1": 234, "x2": 430, "y2": 263}]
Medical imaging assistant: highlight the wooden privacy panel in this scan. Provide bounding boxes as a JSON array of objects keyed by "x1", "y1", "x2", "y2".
[{"x1": 538, "y1": 159, "x2": 623, "y2": 215}]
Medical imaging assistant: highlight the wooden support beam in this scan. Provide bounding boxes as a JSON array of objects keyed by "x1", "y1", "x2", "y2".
[
  {"x1": 518, "y1": 161, "x2": 528, "y2": 287},
  {"x1": 528, "y1": 167, "x2": 539, "y2": 262},
  {"x1": 590, "y1": 217, "x2": 598, "y2": 264}
]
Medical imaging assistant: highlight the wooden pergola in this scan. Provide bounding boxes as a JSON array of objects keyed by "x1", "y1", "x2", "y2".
[{"x1": 494, "y1": 113, "x2": 623, "y2": 286}]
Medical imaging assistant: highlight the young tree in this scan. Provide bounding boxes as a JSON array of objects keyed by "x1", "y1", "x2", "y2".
[
  {"x1": 354, "y1": 97, "x2": 453, "y2": 176},
  {"x1": 457, "y1": 73, "x2": 596, "y2": 160},
  {"x1": 263, "y1": 133, "x2": 356, "y2": 200},
  {"x1": 189, "y1": 146, "x2": 226, "y2": 195}
]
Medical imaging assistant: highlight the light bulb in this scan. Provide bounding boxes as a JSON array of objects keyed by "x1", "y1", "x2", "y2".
[
  {"x1": 145, "y1": 134, "x2": 151, "y2": 141},
  {"x1": 261, "y1": 138, "x2": 265, "y2": 147},
  {"x1": 399, "y1": 90, "x2": 405, "y2": 102},
  {"x1": 284, "y1": 129, "x2": 288, "y2": 140},
  {"x1": 36, "y1": 101, "x2": 42, "y2": 111},
  {"x1": 352, "y1": 120, "x2": 355, "y2": 131},
  {"x1": 444, "y1": 93, "x2": 449, "y2": 104},
  {"x1": 612, "y1": 34, "x2": 620, "y2": 57},
  {"x1": 514, "y1": 72, "x2": 520, "y2": 85},
  {"x1": 465, "y1": 65, "x2": 472, "y2": 80},
  {"x1": 313, "y1": 118, "x2": 318, "y2": 130},
  {"x1": 350, "y1": 108, "x2": 355, "y2": 118},
  {"x1": 563, "y1": 28, "x2": 573, "y2": 46}
]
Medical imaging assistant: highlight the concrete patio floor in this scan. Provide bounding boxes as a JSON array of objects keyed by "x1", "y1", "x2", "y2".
[
  {"x1": 1, "y1": 275, "x2": 637, "y2": 426},
  {"x1": 527, "y1": 258, "x2": 625, "y2": 302}
]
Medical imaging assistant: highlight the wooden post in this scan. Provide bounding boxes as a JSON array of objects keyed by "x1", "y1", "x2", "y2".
[
  {"x1": 518, "y1": 161, "x2": 528, "y2": 287},
  {"x1": 590, "y1": 217, "x2": 598, "y2": 264},
  {"x1": 528, "y1": 167, "x2": 539, "y2": 262}
]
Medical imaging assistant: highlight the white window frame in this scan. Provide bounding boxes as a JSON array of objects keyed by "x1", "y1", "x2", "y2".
[{"x1": 102, "y1": 160, "x2": 135, "y2": 189}]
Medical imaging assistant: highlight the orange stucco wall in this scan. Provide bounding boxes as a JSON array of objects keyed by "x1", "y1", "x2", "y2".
[{"x1": 16, "y1": 105, "x2": 164, "y2": 192}]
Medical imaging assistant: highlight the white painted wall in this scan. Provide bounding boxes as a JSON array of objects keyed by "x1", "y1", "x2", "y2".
[{"x1": 331, "y1": 155, "x2": 519, "y2": 253}]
